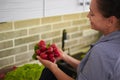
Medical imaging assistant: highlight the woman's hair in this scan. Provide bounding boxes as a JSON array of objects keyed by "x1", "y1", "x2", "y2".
[{"x1": 96, "y1": 0, "x2": 120, "y2": 19}]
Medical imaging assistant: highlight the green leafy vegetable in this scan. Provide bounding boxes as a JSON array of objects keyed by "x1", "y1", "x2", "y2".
[
  {"x1": 34, "y1": 44, "x2": 39, "y2": 51},
  {"x1": 32, "y1": 53, "x2": 38, "y2": 60},
  {"x1": 5, "y1": 64, "x2": 44, "y2": 80}
]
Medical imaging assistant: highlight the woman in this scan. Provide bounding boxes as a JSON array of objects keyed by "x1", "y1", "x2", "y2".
[{"x1": 37, "y1": 0, "x2": 120, "y2": 80}]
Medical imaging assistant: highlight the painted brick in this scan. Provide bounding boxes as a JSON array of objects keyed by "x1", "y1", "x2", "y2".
[
  {"x1": 14, "y1": 60, "x2": 30, "y2": 67},
  {"x1": 70, "y1": 43, "x2": 88, "y2": 54},
  {"x1": 63, "y1": 13, "x2": 80, "y2": 20},
  {"x1": 80, "y1": 12, "x2": 89, "y2": 18},
  {"x1": 79, "y1": 24, "x2": 91, "y2": 30},
  {"x1": 15, "y1": 52, "x2": 33, "y2": 62},
  {"x1": 66, "y1": 27, "x2": 79, "y2": 33},
  {"x1": 0, "y1": 22, "x2": 12, "y2": 32},
  {"x1": 72, "y1": 19, "x2": 87, "y2": 26},
  {"x1": 52, "y1": 37, "x2": 61, "y2": 43},
  {"x1": 41, "y1": 16, "x2": 62, "y2": 24},
  {"x1": 17, "y1": 51, "x2": 34, "y2": 64},
  {"x1": 0, "y1": 29, "x2": 27, "y2": 41},
  {"x1": 65, "y1": 39, "x2": 78, "y2": 48},
  {"x1": 15, "y1": 35, "x2": 39, "y2": 46},
  {"x1": 71, "y1": 31, "x2": 82, "y2": 39},
  {"x1": 29, "y1": 25, "x2": 51, "y2": 34},
  {"x1": 29, "y1": 42, "x2": 38, "y2": 50},
  {"x1": 83, "y1": 29, "x2": 99, "y2": 37},
  {"x1": 0, "y1": 46, "x2": 27, "y2": 58},
  {"x1": 0, "y1": 40, "x2": 13, "y2": 50},
  {"x1": 53, "y1": 22, "x2": 71, "y2": 30},
  {"x1": 0, "y1": 57, "x2": 14, "y2": 68},
  {"x1": 14, "y1": 18, "x2": 40, "y2": 29},
  {"x1": 41, "y1": 31, "x2": 60, "y2": 39}
]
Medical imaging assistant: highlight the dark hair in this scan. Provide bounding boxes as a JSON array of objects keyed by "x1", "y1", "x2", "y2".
[{"x1": 96, "y1": 0, "x2": 120, "y2": 19}]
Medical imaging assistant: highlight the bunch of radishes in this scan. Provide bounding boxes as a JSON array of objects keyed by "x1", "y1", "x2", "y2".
[{"x1": 32, "y1": 40, "x2": 60, "y2": 62}]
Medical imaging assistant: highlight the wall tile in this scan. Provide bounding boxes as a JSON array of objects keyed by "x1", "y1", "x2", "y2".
[
  {"x1": 15, "y1": 52, "x2": 32, "y2": 62},
  {"x1": 0, "y1": 29, "x2": 27, "y2": 41},
  {"x1": 0, "y1": 40, "x2": 13, "y2": 50},
  {"x1": 66, "y1": 27, "x2": 79, "y2": 33},
  {"x1": 0, "y1": 57, "x2": 14, "y2": 68},
  {"x1": 63, "y1": 13, "x2": 80, "y2": 20},
  {"x1": 29, "y1": 25, "x2": 51, "y2": 34},
  {"x1": 0, "y1": 46, "x2": 27, "y2": 58},
  {"x1": 79, "y1": 24, "x2": 91, "y2": 30},
  {"x1": 41, "y1": 31, "x2": 60, "y2": 39},
  {"x1": 15, "y1": 35, "x2": 39, "y2": 46},
  {"x1": 41, "y1": 16, "x2": 62, "y2": 24},
  {"x1": 72, "y1": 19, "x2": 87, "y2": 26},
  {"x1": 83, "y1": 29, "x2": 99, "y2": 37},
  {"x1": 52, "y1": 37, "x2": 61, "y2": 43},
  {"x1": 0, "y1": 22, "x2": 13, "y2": 32},
  {"x1": 71, "y1": 31, "x2": 82, "y2": 39},
  {"x1": 81, "y1": 12, "x2": 89, "y2": 18},
  {"x1": 53, "y1": 22, "x2": 71, "y2": 30},
  {"x1": 14, "y1": 18, "x2": 40, "y2": 29},
  {"x1": 65, "y1": 39, "x2": 78, "y2": 48},
  {"x1": 29, "y1": 41, "x2": 39, "y2": 50}
]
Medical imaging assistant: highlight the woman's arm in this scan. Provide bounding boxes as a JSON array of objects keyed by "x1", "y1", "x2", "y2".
[
  {"x1": 37, "y1": 44, "x2": 80, "y2": 80},
  {"x1": 61, "y1": 53, "x2": 80, "y2": 69},
  {"x1": 37, "y1": 56, "x2": 74, "y2": 80}
]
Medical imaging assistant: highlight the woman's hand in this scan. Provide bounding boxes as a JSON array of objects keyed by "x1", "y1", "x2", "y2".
[
  {"x1": 37, "y1": 56, "x2": 57, "y2": 69},
  {"x1": 37, "y1": 56, "x2": 74, "y2": 80},
  {"x1": 54, "y1": 44, "x2": 66, "y2": 61}
]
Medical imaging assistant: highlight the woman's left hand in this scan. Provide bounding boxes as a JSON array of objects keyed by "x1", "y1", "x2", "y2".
[{"x1": 37, "y1": 56, "x2": 57, "y2": 70}]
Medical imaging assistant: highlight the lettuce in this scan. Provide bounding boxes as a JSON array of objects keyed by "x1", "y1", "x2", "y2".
[{"x1": 5, "y1": 64, "x2": 44, "y2": 80}]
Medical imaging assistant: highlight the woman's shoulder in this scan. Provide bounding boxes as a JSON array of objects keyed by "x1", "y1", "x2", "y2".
[{"x1": 90, "y1": 41, "x2": 120, "y2": 59}]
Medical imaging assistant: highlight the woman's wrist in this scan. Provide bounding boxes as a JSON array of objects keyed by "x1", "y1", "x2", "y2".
[
  {"x1": 49, "y1": 62, "x2": 58, "y2": 70},
  {"x1": 61, "y1": 53, "x2": 69, "y2": 62}
]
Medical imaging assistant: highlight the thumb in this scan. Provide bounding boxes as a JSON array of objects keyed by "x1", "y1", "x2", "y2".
[{"x1": 36, "y1": 56, "x2": 42, "y2": 61}]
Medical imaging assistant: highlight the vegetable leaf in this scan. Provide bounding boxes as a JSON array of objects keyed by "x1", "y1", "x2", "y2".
[{"x1": 5, "y1": 64, "x2": 44, "y2": 80}]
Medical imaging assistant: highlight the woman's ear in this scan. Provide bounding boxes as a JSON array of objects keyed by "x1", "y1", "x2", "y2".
[{"x1": 107, "y1": 16, "x2": 118, "y2": 27}]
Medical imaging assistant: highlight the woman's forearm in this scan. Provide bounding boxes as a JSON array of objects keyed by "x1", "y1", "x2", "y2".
[{"x1": 62, "y1": 53, "x2": 80, "y2": 69}]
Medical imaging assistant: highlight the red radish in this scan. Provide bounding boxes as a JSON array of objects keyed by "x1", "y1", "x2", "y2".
[
  {"x1": 38, "y1": 40, "x2": 46, "y2": 47},
  {"x1": 48, "y1": 53, "x2": 54, "y2": 58},
  {"x1": 40, "y1": 52, "x2": 48, "y2": 59},
  {"x1": 40, "y1": 45, "x2": 47, "y2": 52},
  {"x1": 0, "y1": 73, "x2": 5, "y2": 79},
  {"x1": 49, "y1": 57, "x2": 55, "y2": 62},
  {"x1": 36, "y1": 49, "x2": 41, "y2": 55},
  {"x1": 54, "y1": 49, "x2": 60, "y2": 57},
  {"x1": 51, "y1": 43, "x2": 56, "y2": 49},
  {"x1": 47, "y1": 47, "x2": 53, "y2": 53},
  {"x1": 33, "y1": 40, "x2": 60, "y2": 63}
]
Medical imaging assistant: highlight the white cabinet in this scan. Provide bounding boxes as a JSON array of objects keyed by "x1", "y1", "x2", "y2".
[
  {"x1": 0, "y1": 0, "x2": 43, "y2": 22},
  {"x1": 0, "y1": 0, "x2": 89, "y2": 22},
  {"x1": 44, "y1": 0, "x2": 84, "y2": 17}
]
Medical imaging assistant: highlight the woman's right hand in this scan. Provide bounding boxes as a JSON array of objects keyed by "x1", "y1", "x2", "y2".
[{"x1": 54, "y1": 44, "x2": 66, "y2": 61}]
